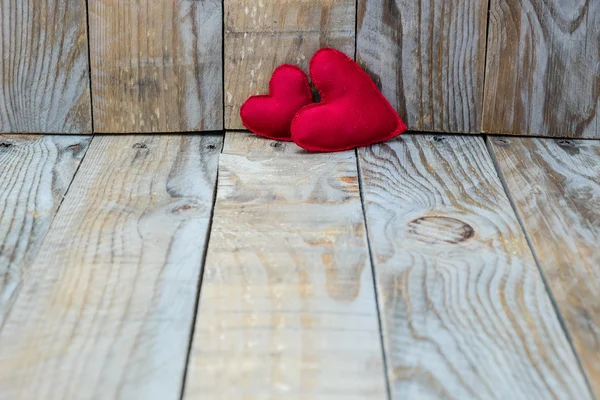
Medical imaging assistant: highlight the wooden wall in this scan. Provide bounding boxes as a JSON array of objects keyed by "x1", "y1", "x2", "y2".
[
  {"x1": 483, "y1": 0, "x2": 599, "y2": 137},
  {"x1": 0, "y1": 0, "x2": 598, "y2": 137},
  {"x1": 88, "y1": 0, "x2": 223, "y2": 133},
  {"x1": 0, "y1": 0, "x2": 92, "y2": 133}
]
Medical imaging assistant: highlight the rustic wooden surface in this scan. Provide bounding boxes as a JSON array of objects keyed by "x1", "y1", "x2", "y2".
[
  {"x1": 356, "y1": 0, "x2": 489, "y2": 133},
  {"x1": 225, "y1": 0, "x2": 356, "y2": 129},
  {"x1": 183, "y1": 132, "x2": 387, "y2": 399},
  {"x1": 358, "y1": 135, "x2": 592, "y2": 399},
  {"x1": 483, "y1": 0, "x2": 600, "y2": 137},
  {"x1": 0, "y1": 135, "x2": 89, "y2": 324},
  {"x1": 489, "y1": 137, "x2": 600, "y2": 396},
  {"x1": 0, "y1": 134, "x2": 222, "y2": 399},
  {"x1": 88, "y1": 0, "x2": 223, "y2": 133},
  {"x1": 0, "y1": 0, "x2": 91, "y2": 133}
]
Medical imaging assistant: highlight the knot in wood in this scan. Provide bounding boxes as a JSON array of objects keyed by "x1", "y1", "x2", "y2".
[{"x1": 408, "y1": 216, "x2": 474, "y2": 244}]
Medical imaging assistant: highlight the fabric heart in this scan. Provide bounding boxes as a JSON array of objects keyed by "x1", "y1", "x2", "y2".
[
  {"x1": 291, "y1": 48, "x2": 407, "y2": 152},
  {"x1": 240, "y1": 64, "x2": 312, "y2": 141}
]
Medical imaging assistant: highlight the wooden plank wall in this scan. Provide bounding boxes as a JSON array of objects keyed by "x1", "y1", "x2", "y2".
[
  {"x1": 0, "y1": 0, "x2": 599, "y2": 136},
  {"x1": 0, "y1": 0, "x2": 92, "y2": 133},
  {"x1": 483, "y1": 0, "x2": 600, "y2": 137},
  {"x1": 88, "y1": 0, "x2": 223, "y2": 133},
  {"x1": 356, "y1": 0, "x2": 489, "y2": 133},
  {"x1": 224, "y1": 0, "x2": 356, "y2": 129}
]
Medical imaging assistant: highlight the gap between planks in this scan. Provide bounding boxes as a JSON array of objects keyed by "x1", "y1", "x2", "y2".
[
  {"x1": 0, "y1": 134, "x2": 224, "y2": 399},
  {"x1": 357, "y1": 134, "x2": 592, "y2": 399},
  {"x1": 487, "y1": 136, "x2": 600, "y2": 398},
  {"x1": 484, "y1": 135, "x2": 596, "y2": 397},
  {"x1": 0, "y1": 135, "x2": 91, "y2": 327},
  {"x1": 182, "y1": 132, "x2": 388, "y2": 399}
]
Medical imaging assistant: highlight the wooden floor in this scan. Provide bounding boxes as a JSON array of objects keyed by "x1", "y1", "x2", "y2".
[{"x1": 0, "y1": 132, "x2": 599, "y2": 399}]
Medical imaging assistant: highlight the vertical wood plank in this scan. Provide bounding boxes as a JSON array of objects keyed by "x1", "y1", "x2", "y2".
[
  {"x1": 356, "y1": 0, "x2": 489, "y2": 133},
  {"x1": 225, "y1": 0, "x2": 356, "y2": 129},
  {"x1": 89, "y1": 1, "x2": 223, "y2": 133},
  {"x1": 183, "y1": 133, "x2": 387, "y2": 399},
  {"x1": 483, "y1": 0, "x2": 600, "y2": 137},
  {"x1": 0, "y1": 134, "x2": 222, "y2": 399},
  {"x1": 489, "y1": 137, "x2": 600, "y2": 396},
  {"x1": 0, "y1": 135, "x2": 89, "y2": 323},
  {"x1": 358, "y1": 135, "x2": 592, "y2": 398},
  {"x1": 0, "y1": 0, "x2": 91, "y2": 133}
]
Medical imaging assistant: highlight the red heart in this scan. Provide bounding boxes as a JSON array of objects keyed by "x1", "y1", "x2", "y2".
[
  {"x1": 240, "y1": 64, "x2": 312, "y2": 141},
  {"x1": 291, "y1": 48, "x2": 406, "y2": 152}
]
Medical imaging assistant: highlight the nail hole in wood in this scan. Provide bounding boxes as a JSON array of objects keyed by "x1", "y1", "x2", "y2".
[
  {"x1": 133, "y1": 143, "x2": 148, "y2": 149},
  {"x1": 0, "y1": 142, "x2": 13, "y2": 148},
  {"x1": 206, "y1": 144, "x2": 217, "y2": 150},
  {"x1": 558, "y1": 139, "x2": 573, "y2": 147},
  {"x1": 270, "y1": 141, "x2": 282, "y2": 148},
  {"x1": 173, "y1": 203, "x2": 201, "y2": 214},
  {"x1": 433, "y1": 136, "x2": 445, "y2": 142}
]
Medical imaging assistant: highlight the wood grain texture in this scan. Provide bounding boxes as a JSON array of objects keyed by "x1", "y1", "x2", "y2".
[
  {"x1": 225, "y1": 0, "x2": 355, "y2": 129},
  {"x1": 183, "y1": 132, "x2": 387, "y2": 399},
  {"x1": 0, "y1": 0, "x2": 91, "y2": 133},
  {"x1": 356, "y1": 0, "x2": 488, "y2": 133},
  {"x1": 0, "y1": 134, "x2": 222, "y2": 399},
  {"x1": 358, "y1": 135, "x2": 592, "y2": 399},
  {"x1": 0, "y1": 135, "x2": 89, "y2": 323},
  {"x1": 89, "y1": 0, "x2": 223, "y2": 133},
  {"x1": 489, "y1": 137, "x2": 600, "y2": 396},
  {"x1": 483, "y1": 0, "x2": 600, "y2": 137}
]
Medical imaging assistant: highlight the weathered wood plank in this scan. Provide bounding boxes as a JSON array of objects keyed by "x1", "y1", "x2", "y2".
[
  {"x1": 358, "y1": 135, "x2": 592, "y2": 399},
  {"x1": 0, "y1": 135, "x2": 89, "y2": 324},
  {"x1": 489, "y1": 137, "x2": 600, "y2": 396},
  {"x1": 183, "y1": 132, "x2": 387, "y2": 399},
  {"x1": 483, "y1": 0, "x2": 600, "y2": 137},
  {"x1": 225, "y1": 0, "x2": 355, "y2": 129},
  {"x1": 0, "y1": 0, "x2": 91, "y2": 133},
  {"x1": 356, "y1": 0, "x2": 488, "y2": 133},
  {"x1": 0, "y1": 134, "x2": 222, "y2": 399},
  {"x1": 89, "y1": 1, "x2": 223, "y2": 133}
]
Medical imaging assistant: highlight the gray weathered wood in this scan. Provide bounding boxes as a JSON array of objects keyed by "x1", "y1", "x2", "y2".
[
  {"x1": 225, "y1": 0, "x2": 356, "y2": 129},
  {"x1": 89, "y1": 0, "x2": 223, "y2": 132},
  {"x1": 0, "y1": 0, "x2": 91, "y2": 133},
  {"x1": 489, "y1": 137, "x2": 600, "y2": 396},
  {"x1": 483, "y1": 0, "x2": 600, "y2": 137},
  {"x1": 0, "y1": 135, "x2": 89, "y2": 324},
  {"x1": 358, "y1": 135, "x2": 592, "y2": 399},
  {"x1": 357, "y1": 0, "x2": 489, "y2": 133},
  {"x1": 0, "y1": 134, "x2": 222, "y2": 399},
  {"x1": 183, "y1": 132, "x2": 387, "y2": 399}
]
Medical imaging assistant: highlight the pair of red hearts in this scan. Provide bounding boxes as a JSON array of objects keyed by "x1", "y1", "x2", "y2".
[{"x1": 240, "y1": 48, "x2": 407, "y2": 152}]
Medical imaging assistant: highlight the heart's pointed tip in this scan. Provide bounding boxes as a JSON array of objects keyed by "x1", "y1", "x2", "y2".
[{"x1": 397, "y1": 117, "x2": 408, "y2": 133}]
